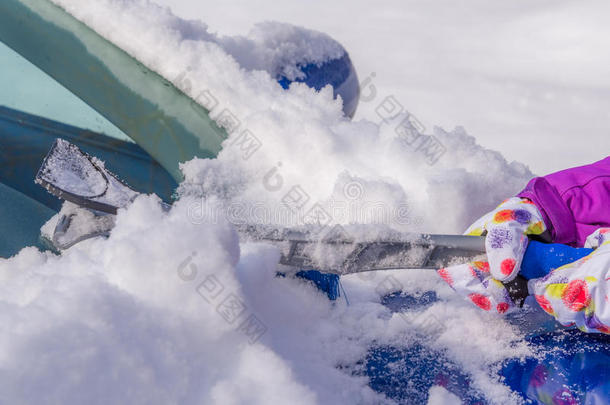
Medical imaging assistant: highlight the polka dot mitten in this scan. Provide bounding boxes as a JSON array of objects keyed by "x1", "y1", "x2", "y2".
[
  {"x1": 465, "y1": 197, "x2": 546, "y2": 282},
  {"x1": 437, "y1": 197, "x2": 546, "y2": 314},
  {"x1": 529, "y1": 228, "x2": 610, "y2": 333}
]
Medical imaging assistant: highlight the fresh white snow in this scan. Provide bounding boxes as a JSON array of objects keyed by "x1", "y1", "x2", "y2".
[
  {"x1": 157, "y1": 0, "x2": 610, "y2": 176},
  {"x1": 427, "y1": 385, "x2": 462, "y2": 405},
  {"x1": 5, "y1": 0, "x2": 607, "y2": 404}
]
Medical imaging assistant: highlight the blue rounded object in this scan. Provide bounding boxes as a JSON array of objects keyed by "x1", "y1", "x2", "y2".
[{"x1": 277, "y1": 52, "x2": 360, "y2": 118}]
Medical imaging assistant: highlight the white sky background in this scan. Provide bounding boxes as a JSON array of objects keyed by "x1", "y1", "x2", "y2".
[{"x1": 155, "y1": 0, "x2": 610, "y2": 176}]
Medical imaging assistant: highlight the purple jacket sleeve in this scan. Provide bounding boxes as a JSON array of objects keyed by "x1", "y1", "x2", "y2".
[{"x1": 517, "y1": 156, "x2": 610, "y2": 247}]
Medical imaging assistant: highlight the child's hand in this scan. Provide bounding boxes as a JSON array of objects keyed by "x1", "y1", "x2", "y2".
[
  {"x1": 437, "y1": 260, "x2": 517, "y2": 314},
  {"x1": 436, "y1": 197, "x2": 546, "y2": 314},
  {"x1": 465, "y1": 197, "x2": 546, "y2": 282},
  {"x1": 530, "y1": 228, "x2": 610, "y2": 334}
]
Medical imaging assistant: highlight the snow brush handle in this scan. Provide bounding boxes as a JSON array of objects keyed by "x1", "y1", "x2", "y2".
[{"x1": 520, "y1": 240, "x2": 593, "y2": 280}]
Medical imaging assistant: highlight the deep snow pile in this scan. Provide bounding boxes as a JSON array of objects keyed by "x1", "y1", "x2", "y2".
[{"x1": 0, "y1": 0, "x2": 540, "y2": 403}]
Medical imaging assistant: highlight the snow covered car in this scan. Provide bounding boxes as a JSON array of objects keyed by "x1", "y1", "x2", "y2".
[
  {"x1": 1, "y1": 1, "x2": 609, "y2": 404},
  {"x1": 0, "y1": 0, "x2": 359, "y2": 258}
]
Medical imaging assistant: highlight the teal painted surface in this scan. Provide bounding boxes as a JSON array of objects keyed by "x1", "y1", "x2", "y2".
[
  {"x1": 0, "y1": 0, "x2": 227, "y2": 181},
  {"x1": 0, "y1": 183, "x2": 55, "y2": 258},
  {"x1": 0, "y1": 42, "x2": 131, "y2": 142}
]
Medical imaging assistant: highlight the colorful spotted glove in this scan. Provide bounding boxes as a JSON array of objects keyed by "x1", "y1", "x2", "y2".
[
  {"x1": 465, "y1": 197, "x2": 546, "y2": 282},
  {"x1": 437, "y1": 197, "x2": 546, "y2": 314},
  {"x1": 530, "y1": 228, "x2": 610, "y2": 334},
  {"x1": 438, "y1": 260, "x2": 517, "y2": 314}
]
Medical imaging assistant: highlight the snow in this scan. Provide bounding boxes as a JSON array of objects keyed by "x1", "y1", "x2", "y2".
[
  {"x1": 5, "y1": 0, "x2": 600, "y2": 403},
  {"x1": 427, "y1": 385, "x2": 462, "y2": 405},
  {"x1": 157, "y1": 0, "x2": 610, "y2": 176},
  {"x1": 0, "y1": 200, "x2": 320, "y2": 405},
  {"x1": 1, "y1": 197, "x2": 531, "y2": 404}
]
